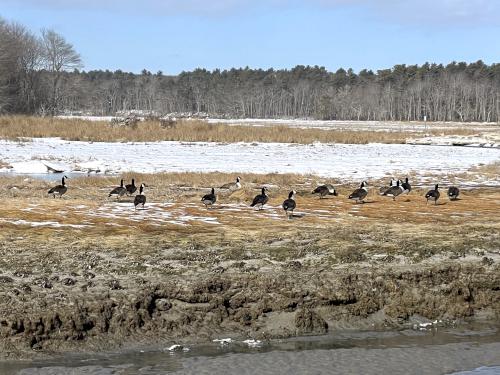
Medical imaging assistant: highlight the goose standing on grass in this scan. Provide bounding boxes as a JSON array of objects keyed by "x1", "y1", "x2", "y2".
[
  {"x1": 220, "y1": 176, "x2": 242, "y2": 191},
  {"x1": 282, "y1": 190, "x2": 297, "y2": 218},
  {"x1": 448, "y1": 186, "x2": 460, "y2": 201},
  {"x1": 134, "y1": 184, "x2": 146, "y2": 210},
  {"x1": 348, "y1": 181, "x2": 369, "y2": 204},
  {"x1": 250, "y1": 187, "x2": 269, "y2": 210},
  {"x1": 382, "y1": 180, "x2": 404, "y2": 201},
  {"x1": 379, "y1": 179, "x2": 396, "y2": 194},
  {"x1": 425, "y1": 184, "x2": 440, "y2": 205},
  {"x1": 109, "y1": 179, "x2": 126, "y2": 200},
  {"x1": 312, "y1": 184, "x2": 338, "y2": 199},
  {"x1": 48, "y1": 176, "x2": 68, "y2": 198},
  {"x1": 201, "y1": 188, "x2": 217, "y2": 209},
  {"x1": 126, "y1": 179, "x2": 137, "y2": 195},
  {"x1": 401, "y1": 177, "x2": 412, "y2": 195}
]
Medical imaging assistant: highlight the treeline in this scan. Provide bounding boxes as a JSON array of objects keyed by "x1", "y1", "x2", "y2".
[{"x1": 1, "y1": 16, "x2": 499, "y2": 122}]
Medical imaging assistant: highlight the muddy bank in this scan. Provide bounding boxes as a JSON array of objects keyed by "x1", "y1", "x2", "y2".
[
  {"x1": 1, "y1": 260, "x2": 499, "y2": 360},
  {"x1": 0, "y1": 178, "x2": 499, "y2": 360}
]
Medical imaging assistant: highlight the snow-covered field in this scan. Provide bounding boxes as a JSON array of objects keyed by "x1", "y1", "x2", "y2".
[
  {"x1": 56, "y1": 115, "x2": 117, "y2": 122},
  {"x1": 56, "y1": 115, "x2": 500, "y2": 133},
  {"x1": 208, "y1": 118, "x2": 500, "y2": 132},
  {"x1": 406, "y1": 134, "x2": 500, "y2": 148},
  {"x1": 1, "y1": 138, "x2": 499, "y2": 183}
]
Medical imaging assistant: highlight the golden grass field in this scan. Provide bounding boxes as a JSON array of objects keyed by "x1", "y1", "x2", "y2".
[
  {"x1": 0, "y1": 115, "x2": 482, "y2": 144},
  {"x1": 1, "y1": 170, "x2": 499, "y2": 271}
]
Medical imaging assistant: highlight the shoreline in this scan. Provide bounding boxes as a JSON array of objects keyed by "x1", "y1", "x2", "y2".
[
  {"x1": 1, "y1": 259, "x2": 499, "y2": 361},
  {"x1": 3, "y1": 322, "x2": 500, "y2": 375}
]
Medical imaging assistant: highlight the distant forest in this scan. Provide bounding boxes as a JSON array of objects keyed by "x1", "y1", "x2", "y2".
[{"x1": 1, "y1": 16, "x2": 499, "y2": 122}]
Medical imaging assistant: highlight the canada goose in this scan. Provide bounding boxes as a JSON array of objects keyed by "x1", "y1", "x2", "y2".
[
  {"x1": 348, "y1": 181, "x2": 368, "y2": 204},
  {"x1": 250, "y1": 187, "x2": 269, "y2": 210},
  {"x1": 382, "y1": 180, "x2": 404, "y2": 201},
  {"x1": 312, "y1": 184, "x2": 338, "y2": 199},
  {"x1": 220, "y1": 176, "x2": 241, "y2": 191},
  {"x1": 109, "y1": 179, "x2": 126, "y2": 199},
  {"x1": 282, "y1": 190, "x2": 297, "y2": 218},
  {"x1": 48, "y1": 176, "x2": 68, "y2": 198},
  {"x1": 448, "y1": 186, "x2": 460, "y2": 201},
  {"x1": 134, "y1": 184, "x2": 146, "y2": 210},
  {"x1": 425, "y1": 184, "x2": 440, "y2": 205},
  {"x1": 126, "y1": 179, "x2": 137, "y2": 195},
  {"x1": 401, "y1": 177, "x2": 411, "y2": 194},
  {"x1": 379, "y1": 179, "x2": 396, "y2": 194},
  {"x1": 201, "y1": 187, "x2": 217, "y2": 209}
]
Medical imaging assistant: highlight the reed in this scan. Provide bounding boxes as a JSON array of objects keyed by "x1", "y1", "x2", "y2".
[{"x1": 0, "y1": 115, "x2": 478, "y2": 144}]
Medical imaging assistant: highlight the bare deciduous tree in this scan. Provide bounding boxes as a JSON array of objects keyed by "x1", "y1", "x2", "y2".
[{"x1": 41, "y1": 28, "x2": 82, "y2": 114}]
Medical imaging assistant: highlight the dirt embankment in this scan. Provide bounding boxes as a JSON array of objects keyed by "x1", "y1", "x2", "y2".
[{"x1": 0, "y1": 260, "x2": 498, "y2": 359}]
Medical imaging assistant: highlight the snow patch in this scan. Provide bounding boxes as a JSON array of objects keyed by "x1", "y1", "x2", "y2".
[
  {"x1": 213, "y1": 338, "x2": 233, "y2": 345},
  {"x1": 0, "y1": 138, "x2": 499, "y2": 184},
  {"x1": 208, "y1": 118, "x2": 500, "y2": 133},
  {"x1": 243, "y1": 339, "x2": 263, "y2": 348},
  {"x1": 0, "y1": 219, "x2": 88, "y2": 229}
]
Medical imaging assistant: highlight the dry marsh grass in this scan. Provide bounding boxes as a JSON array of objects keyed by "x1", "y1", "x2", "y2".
[
  {"x1": 0, "y1": 182, "x2": 498, "y2": 268},
  {"x1": 0, "y1": 115, "x2": 479, "y2": 144},
  {"x1": 449, "y1": 162, "x2": 500, "y2": 185},
  {"x1": 0, "y1": 179, "x2": 498, "y2": 298},
  {"x1": 1, "y1": 169, "x2": 496, "y2": 203}
]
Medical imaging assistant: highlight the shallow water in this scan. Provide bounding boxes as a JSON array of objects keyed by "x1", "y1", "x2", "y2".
[
  {"x1": 454, "y1": 367, "x2": 500, "y2": 374},
  {"x1": 0, "y1": 172, "x2": 102, "y2": 182},
  {"x1": 2, "y1": 323, "x2": 500, "y2": 375}
]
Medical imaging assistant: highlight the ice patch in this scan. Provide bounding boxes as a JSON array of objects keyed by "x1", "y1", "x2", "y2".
[
  {"x1": 413, "y1": 319, "x2": 442, "y2": 330},
  {"x1": 243, "y1": 339, "x2": 262, "y2": 348},
  {"x1": 165, "y1": 344, "x2": 187, "y2": 352},
  {"x1": 213, "y1": 338, "x2": 233, "y2": 345},
  {"x1": 1, "y1": 138, "x2": 498, "y2": 184}
]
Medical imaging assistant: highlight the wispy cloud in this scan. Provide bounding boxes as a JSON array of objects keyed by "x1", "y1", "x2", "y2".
[
  {"x1": 0, "y1": 0, "x2": 256, "y2": 15},
  {"x1": 2, "y1": 0, "x2": 500, "y2": 26},
  {"x1": 320, "y1": 0, "x2": 500, "y2": 26}
]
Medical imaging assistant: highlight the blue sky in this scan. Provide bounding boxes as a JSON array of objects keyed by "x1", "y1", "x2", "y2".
[{"x1": 1, "y1": 0, "x2": 499, "y2": 74}]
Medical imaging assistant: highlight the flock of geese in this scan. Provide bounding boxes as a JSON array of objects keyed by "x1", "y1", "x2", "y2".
[{"x1": 47, "y1": 175, "x2": 461, "y2": 218}]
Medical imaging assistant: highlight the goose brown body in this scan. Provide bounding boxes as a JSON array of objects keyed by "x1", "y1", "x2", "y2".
[
  {"x1": 251, "y1": 187, "x2": 269, "y2": 210},
  {"x1": 48, "y1": 176, "x2": 68, "y2": 198}
]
